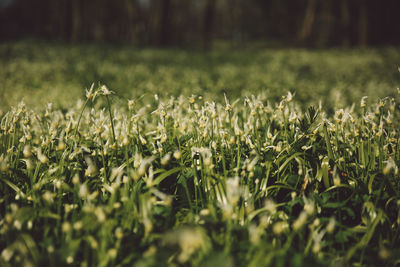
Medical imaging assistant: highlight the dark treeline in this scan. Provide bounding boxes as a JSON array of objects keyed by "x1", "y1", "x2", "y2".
[{"x1": 1, "y1": 0, "x2": 399, "y2": 48}]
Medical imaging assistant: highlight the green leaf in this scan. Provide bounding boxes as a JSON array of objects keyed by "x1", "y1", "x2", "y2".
[
  {"x1": 39, "y1": 210, "x2": 61, "y2": 220},
  {"x1": 153, "y1": 167, "x2": 185, "y2": 186},
  {"x1": 345, "y1": 209, "x2": 383, "y2": 261},
  {"x1": 0, "y1": 175, "x2": 24, "y2": 196},
  {"x1": 278, "y1": 152, "x2": 303, "y2": 174}
]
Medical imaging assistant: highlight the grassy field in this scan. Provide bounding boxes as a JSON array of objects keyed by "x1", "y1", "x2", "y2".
[
  {"x1": 1, "y1": 41, "x2": 400, "y2": 112},
  {"x1": 0, "y1": 42, "x2": 400, "y2": 266}
]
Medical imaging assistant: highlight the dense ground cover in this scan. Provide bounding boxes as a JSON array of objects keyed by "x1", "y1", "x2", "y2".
[
  {"x1": 1, "y1": 42, "x2": 400, "y2": 111},
  {"x1": 0, "y1": 43, "x2": 400, "y2": 266}
]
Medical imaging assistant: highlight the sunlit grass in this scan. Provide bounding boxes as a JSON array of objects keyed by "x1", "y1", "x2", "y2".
[{"x1": 1, "y1": 81, "x2": 399, "y2": 266}]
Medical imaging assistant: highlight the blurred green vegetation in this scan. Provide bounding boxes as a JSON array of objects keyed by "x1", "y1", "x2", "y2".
[{"x1": 1, "y1": 41, "x2": 399, "y2": 112}]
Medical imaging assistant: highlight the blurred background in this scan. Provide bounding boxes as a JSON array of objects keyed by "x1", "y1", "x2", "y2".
[{"x1": 1, "y1": 0, "x2": 400, "y2": 48}]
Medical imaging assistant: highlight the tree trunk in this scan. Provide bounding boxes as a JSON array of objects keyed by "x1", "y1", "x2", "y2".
[
  {"x1": 298, "y1": 0, "x2": 317, "y2": 42},
  {"x1": 358, "y1": 0, "x2": 368, "y2": 47},
  {"x1": 316, "y1": 0, "x2": 334, "y2": 46},
  {"x1": 158, "y1": 0, "x2": 171, "y2": 46},
  {"x1": 202, "y1": 0, "x2": 217, "y2": 50},
  {"x1": 124, "y1": 0, "x2": 137, "y2": 42},
  {"x1": 70, "y1": 0, "x2": 80, "y2": 42},
  {"x1": 340, "y1": 0, "x2": 350, "y2": 47}
]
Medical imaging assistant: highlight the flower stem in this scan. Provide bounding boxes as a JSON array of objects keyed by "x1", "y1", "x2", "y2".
[
  {"x1": 74, "y1": 98, "x2": 89, "y2": 143},
  {"x1": 106, "y1": 95, "x2": 116, "y2": 145}
]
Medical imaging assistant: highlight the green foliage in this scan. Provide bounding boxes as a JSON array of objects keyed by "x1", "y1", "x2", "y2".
[
  {"x1": 1, "y1": 42, "x2": 400, "y2": 112},
  {"x1": 0, "y1": 44, "x2": 400, "y2": 266}
]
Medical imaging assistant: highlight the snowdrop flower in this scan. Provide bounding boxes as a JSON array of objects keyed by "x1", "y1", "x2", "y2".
[
  {"x1": 100, "y1": 85, "x2": 113, "y2": 96},
  {"x1": 360, "y1": 96, "x2": 368, "y2": 108},
  {"x1": 293, "y1": 211, "x2": 308, "y2": 230},
  {"x1": 85, "y1": 83, "x2": 97, "y2": 101},
  {"x1": 326, "y1": 217, "x2": 336, "y2": 234},
  {"x1": 226, "y1": 176, "x2": 240, "y2": 205},
  {"x1": 312, "y1": 229, "x2": 325, "y2": 254},
  {"x1": 303, "y1": 197, "x2": 315, "y2": 215},
  {"x1": 161, "y1": 153, "x2": 171, "y2": 166},
  {"x1": 165, "y1": 227, "x2": 209, "y2": 264},
  {"x1": 264, "y1": 199, "x2": 277, "y2": 214},
  {"x1": 37, "y1": 149, "x2": 49, "y2": 164},
  {"x1": 383, "y1": 157, "x2": 398, "y2": 175},
  {"x1": 84, "y1": 157, "x2": 98, "y2": 177},
  {"x1": 286, "y1": 91, "x2": 294, "y2": 102},
  {"x1": 128, "y1": 99, "x2": 135, "y2": 111},
  {"x1": 0, "y1": 155, "x2": 9, "y2": 172},
  {"x1": 272, "y1": 221, "x2": 289, "y2": 235},
  {"x1": 173, "y1": 150, "x2": 181, "y2": 160}
]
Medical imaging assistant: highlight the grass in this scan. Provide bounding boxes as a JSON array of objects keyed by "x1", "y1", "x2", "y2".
[
  {"x1": 0, "y1": 42, "x2": 400, "y2": 266},
  {"x1": 1, "y1": 41, "x2": 400, "y2": 112}
]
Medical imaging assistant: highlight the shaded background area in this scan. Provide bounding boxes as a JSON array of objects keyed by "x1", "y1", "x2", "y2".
[{"x1": 1, "y1": 0, "x2": 400, "y2": 48}]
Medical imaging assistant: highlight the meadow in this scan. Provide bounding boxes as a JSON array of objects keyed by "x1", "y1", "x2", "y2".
[
  {"x1": 1, "y1": 41, "x2": 400, "y2": 111},
  {"x1": 0, "y1": 42, "x2": 400, "y2": 266}
]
